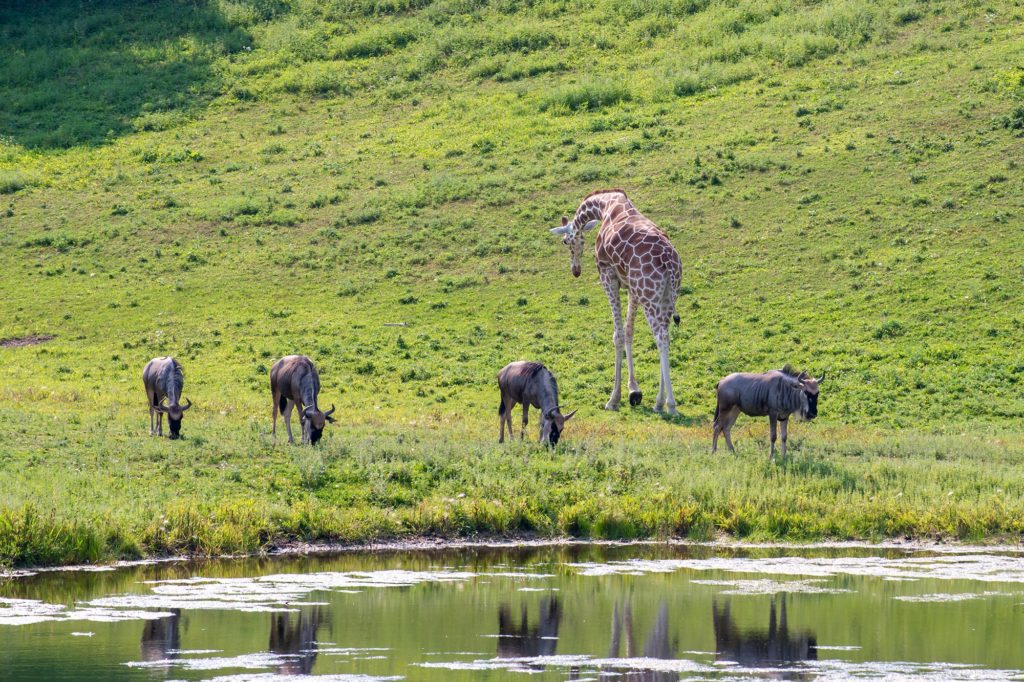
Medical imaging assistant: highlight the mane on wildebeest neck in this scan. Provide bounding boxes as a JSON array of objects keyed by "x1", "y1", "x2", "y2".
[
  {"x1": 779, "y1": 363, "x2": 804, "y2": 379},
  {"x1": 523, "y1": 362, "x2": 558, "y2": 402}
]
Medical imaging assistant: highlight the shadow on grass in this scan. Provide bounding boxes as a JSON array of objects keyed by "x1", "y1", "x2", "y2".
[
  {"x1": 628, "y1": 403, "x2": 706, "y2": 428},
  {"x1": 0, "y1": 0, "x2": 252, "y2": 150}
]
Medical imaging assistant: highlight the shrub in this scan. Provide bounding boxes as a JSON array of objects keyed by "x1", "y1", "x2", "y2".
[
  {"x1": 540, "y1": 81, "x2": 632, "y2": 113},
  {"x1": 875, "y1": 320, "x2": 906, "y2": 339},
  {"x1": 0, "y1": 170, "x2": 38, "y2": 195}
]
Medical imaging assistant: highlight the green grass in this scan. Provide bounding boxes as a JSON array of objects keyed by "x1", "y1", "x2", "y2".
[{"x1": 1, "y1": 0, "x2": 1023, "y2": 566}]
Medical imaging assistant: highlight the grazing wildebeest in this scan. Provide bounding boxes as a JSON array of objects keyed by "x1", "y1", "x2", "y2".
[
  {"x1": 142, "y1": 356, "x2": 192, "y2": 439},
  {"x1": 550, "y1": 189, "x2": 682, "y2": 415},
  {"x1": 497, "y1": 361, "x2": 576, "y2": 445},
  {"x1": 712, "y1": 365, "x2": 824, "y2": 459},
  {"x1": 270, "y1": 355, "x2": 335, "y2": 445}
]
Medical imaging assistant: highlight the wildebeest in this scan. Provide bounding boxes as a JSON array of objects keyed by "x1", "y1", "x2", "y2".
[
  {"x1": 142, "y1": 356, "x2": 192, "y2": 439},
  {"x1": 270, "y1": 355, "x2": 335, "y2": 445},
  {"x1": 497, "y1": 361, "x2": 576, "y2": 445},
  {"x1": 712, "y1": 365, "x2": 824, "y2": 459}
]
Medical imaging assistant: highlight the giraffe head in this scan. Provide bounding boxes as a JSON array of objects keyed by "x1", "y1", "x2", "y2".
[{"x1": 550, "y1": 216, "x2": 598, "y2": 278}]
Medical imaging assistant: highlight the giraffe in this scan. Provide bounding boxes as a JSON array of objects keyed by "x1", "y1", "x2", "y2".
[{"x1": 551, "y1": 189, "x2": 682, "y2": 415}]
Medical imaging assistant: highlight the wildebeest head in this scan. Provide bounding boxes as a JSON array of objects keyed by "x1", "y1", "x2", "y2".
[
  {"x1": 540, "y1": 408, "x2": 577, "y2": 446},
  {"x1": 156, "y1": 398, "x2": 192, "y2": 439},
  {"x1": 550, "y1": 216, "x2": 598, "y2": 278},
  {"x1": 302, "y1": 404, "x2": 336, "y2": 445},
  {"x1": 797, "y1": 372, "x2": 824, "y2": 420}
]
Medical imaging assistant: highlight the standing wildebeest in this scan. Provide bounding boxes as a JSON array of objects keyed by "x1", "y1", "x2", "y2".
[
  {"x1": 270, "y1": 355, "x2": 335, "y2": 445},
  {"x1": 142, "y1": 356, "x2": 192, "y2": 439},
  {"x1": 550, "y1": 189, "x2": 682, "y2": 415},
  {"x1": 712, "y1": 366, "x2": 824, "y2": 459},
  {"x1": 498, "y1": 361, "x2": 576, "y2": 445}
]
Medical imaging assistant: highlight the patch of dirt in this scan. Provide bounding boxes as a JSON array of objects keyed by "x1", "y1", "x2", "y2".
[{"x1": 0, "y1": 334, "x2": 55, "y2": 348}]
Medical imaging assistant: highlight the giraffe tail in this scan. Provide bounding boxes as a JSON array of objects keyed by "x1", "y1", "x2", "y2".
[{"x1": 673, "y1": 313, "x2": 680, "y2": 326}]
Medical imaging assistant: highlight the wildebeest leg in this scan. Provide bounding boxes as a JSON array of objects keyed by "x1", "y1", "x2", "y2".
[
  {"x1": 157, "y1": 408, "x2": 164, "y2": 436},
  {"x1": 712, "y1": 406, "x2": 723, "y2": 453},
  {"x1": 624, "y1": 295, "x2": 641, "y2": 406},
  {"x1": 149, "y1": 392, "x2": 157, "y2": 435},
  {"x1": 498, "y1": 400, "x2": 506, "y2": 444},
  {"x1": 272, "y1": 392, "x2": 280, "y2": 443},
  {"x1": 722, "y1": 407, "x2": 739, "y2": 452},
  {"x1": 780, "y1": 418, "x2": 788, "y2": 458},
  {"x1": 599, "y1": 267, "x2": 624, "y2": 410},
  {"x1": 501, "y1": 401, "x2": 514, "y2": 442},
  {"x1": 505, "y1": 400, "x2": 517, "y2": 442},
  {"x1": 769, "y1": 415, "x2": 778, "y2": 460},
  {"x1": 283, "y1": 400, "x2": 295, "y2": 444},
  {"x1": 520, "y1": 403, "x2": 529, "y2": 440}
]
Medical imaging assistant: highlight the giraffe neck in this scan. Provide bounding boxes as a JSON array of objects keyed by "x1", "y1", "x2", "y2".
[{"x1": 571, "y1": 190, "x2": 630, "y2": 232}]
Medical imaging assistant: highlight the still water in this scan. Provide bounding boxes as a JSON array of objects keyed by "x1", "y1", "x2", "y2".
[{"x1": 2, "y1": 542, "x2": 1024, "y2": 681}]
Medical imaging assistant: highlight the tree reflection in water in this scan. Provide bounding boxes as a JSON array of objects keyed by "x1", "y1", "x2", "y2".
[
  {"x1": 269, "y1": 605, "x2": 327, "y2": 675},
  {"x1": 713, "y1": 596, "x2": 817, "y2": 674}
]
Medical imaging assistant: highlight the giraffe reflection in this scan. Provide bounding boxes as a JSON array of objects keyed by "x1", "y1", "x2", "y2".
[
  {"x1": 269, "y1": 605, "x2": 327, "y2": 674},
  {"x1": 713, "y1": 596, "x2": 817, "y2": 672},
  {"x1": 140, "y1": 609, "x2": 181, "y2": 672},
  {"x1": 605, "y1": 600, "x2": 677, "y2": 682}
]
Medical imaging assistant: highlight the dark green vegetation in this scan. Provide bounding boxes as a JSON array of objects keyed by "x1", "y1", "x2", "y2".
[{"x1": 1, "y1": 0, "x2": 1023, "y2": 566}]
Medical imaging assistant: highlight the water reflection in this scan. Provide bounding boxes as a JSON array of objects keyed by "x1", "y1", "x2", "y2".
[
  {"x1": 269, "y1": 605, "x2": 327, "y2": 674},
  {"x1": 713, "y1": 597, "x2": 817, "y2": 670},
  {"x1": 496, "y1": 596, "x2": 562, "y2": 673},
  {"x1": 607, "y1": 600, "x2": 677, "y2": 681},
  {"x1": 140, "y1": 609, "x2": 181, "y2": 664}
]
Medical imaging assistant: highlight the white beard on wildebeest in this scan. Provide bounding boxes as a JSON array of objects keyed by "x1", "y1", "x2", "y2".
[{"x1": 712, "y1": 366, "x2": 823, "y2": 460}]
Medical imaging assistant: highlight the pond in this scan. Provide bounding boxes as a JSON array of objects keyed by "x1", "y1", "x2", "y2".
[{"x1": 2, "y1": 542, "x2": 1023, "y2": 680}]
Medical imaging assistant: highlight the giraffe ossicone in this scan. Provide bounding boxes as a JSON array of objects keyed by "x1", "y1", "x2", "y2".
[{"x1": 552, "y1": 189, "x2": 682, "y2": 416}]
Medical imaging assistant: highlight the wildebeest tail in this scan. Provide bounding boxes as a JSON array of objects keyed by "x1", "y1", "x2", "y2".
[
  {"x1": 498, "y1": 399, "x2": 506, "y2": 416},
  {"x1": 278, "y1": 394, "x2": 288, "y2": 413},
  {"x1": 712, "y1": 382, "x2": 720, "y2": 424}
]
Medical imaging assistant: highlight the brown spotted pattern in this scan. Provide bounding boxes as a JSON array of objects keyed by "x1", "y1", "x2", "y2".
[{"x1": 558, "y1": 189, "x2": 683, "y2": 414}]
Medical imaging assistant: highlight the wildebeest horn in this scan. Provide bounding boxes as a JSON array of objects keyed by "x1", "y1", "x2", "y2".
[
  {"x1": 324, "y1": 404, "x2": 336, "y2": 417},
  {"x1": 563, "y1": 409, "x2": 577, "y2": 421},
  {"x1": 816, "y1": 371, "x2": 826, "y2": 383},
  {"x1": 181, "y1": 398, "x2": 193, "y2": 411}
]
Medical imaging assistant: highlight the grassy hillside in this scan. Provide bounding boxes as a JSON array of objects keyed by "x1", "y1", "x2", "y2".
[{"x1": 1, "y1": 0, "x2": 1023, "y2": 565}]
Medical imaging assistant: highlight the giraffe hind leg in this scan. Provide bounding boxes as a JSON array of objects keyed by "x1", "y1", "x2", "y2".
[{"x1": 625, "y1": 295, "x2": 641, "y2": 407}]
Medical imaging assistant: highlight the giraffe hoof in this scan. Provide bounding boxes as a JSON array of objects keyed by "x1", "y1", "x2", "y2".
[
  {"x1": 604, "y1": 401, "x2": 620, "y2": 411},
  {"x1": 628, "y1": 391, "x2": 642, "y2": 406}
]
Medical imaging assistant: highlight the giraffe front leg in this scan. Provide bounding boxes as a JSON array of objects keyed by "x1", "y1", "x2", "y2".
[
  {"x1": 624, "y1": 295, "x2": 641, "y2": 407},
  {"x1": 600, "y1": 268, "x2": 624, "y2": 411}
]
